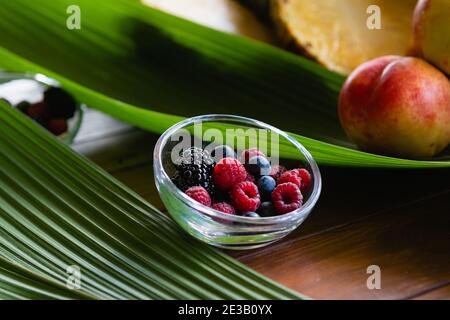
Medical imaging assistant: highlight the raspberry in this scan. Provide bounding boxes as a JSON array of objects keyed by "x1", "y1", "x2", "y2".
[
  {"x1": 277, "y1": 171, "x2": 302, "y2": 189},
  {"x1": 240, "y1": 148, "x2": 265, "y2": 164},
  {"x1": 213, "y1": 157, "x2": 247, "y2": 191},
  {"x1": 185, "y1": 186, "x2": 211, "y2": 207},
  {"x1": 245, "y1": 172, "x2": 256, "y2": 183},
  {"x1": 270, "y1": 165, "x2": 287, "y2": 180},
  {"x1": 230, "y1": 181, "x2": 261, "y2": 213},
  {"x1": 27, "y1": 102, "x2": 49, "y2": 119},
  {"x1": 292, "y1": 168, "x2": 312, "y2": 193},
  {"x1": 212, "y1": 202, "x2": 236, "y2": 215},
  {"x1": 47, "y1": 119, "x2": 68, "y2": 136},
  {"x1": 271, "y1": 183, "x2": 303, "y2": 214}
]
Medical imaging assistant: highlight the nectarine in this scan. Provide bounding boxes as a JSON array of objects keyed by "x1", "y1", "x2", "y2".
[
  {"x1": 413, "y1": 0, "x2": 450, "y2": 76},
  {"x1": 339, "y1": 56, "x2": 450, "y2": 159}
]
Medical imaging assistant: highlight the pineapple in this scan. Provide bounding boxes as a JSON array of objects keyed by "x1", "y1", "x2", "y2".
[{"x1": 271, "y1": 0, "x2": 417, "y2": 75}]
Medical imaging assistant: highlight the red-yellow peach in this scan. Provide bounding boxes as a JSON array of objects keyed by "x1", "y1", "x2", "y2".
[
  {"x1": 338, "y1": 56, "x2": 450, "y2": 159},
  {"x1": 413, "y1": 0, "x2": 450, "y2": 76}
]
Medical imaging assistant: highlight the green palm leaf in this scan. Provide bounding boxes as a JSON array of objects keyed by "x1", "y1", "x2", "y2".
[
  {"x1": 0, "y1": 0, "x2": 448, "y2": 168},
  {"x1": 0, "y1": 100, "x2": 302, "y2": 299}
]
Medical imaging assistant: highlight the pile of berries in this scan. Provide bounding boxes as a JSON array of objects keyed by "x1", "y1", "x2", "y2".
[
  {"x1": 172, "y1": 146, "x2": 312, "y2": 218},
  {"x1": 14, "y1": 87, "x2": 76, "y2": 136}
]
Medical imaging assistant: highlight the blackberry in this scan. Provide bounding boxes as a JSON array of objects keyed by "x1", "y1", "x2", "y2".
[
  {"x1": 44, "y1": 87, "x2": 76, "y2": 119},
  {"x1": 171, "y1": 147, "x2": 215, "y2": 194}
]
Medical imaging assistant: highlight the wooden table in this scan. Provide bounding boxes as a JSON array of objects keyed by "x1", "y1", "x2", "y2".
[{"x1": 74, "y1": 108, "x2": 450, "y2": 300}]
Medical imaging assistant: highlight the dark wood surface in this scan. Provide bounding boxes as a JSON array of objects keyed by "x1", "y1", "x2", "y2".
[{"x1": 74, "y1": 109, "x2": 450, "y2": 300}]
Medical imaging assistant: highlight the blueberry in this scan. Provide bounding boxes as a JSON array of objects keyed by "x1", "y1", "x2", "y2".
[
  {"x1": 242, "y1": 212, "x2": 260, "y2": 218},
  {"x1": 257, "y1": 176, "x2": 276, "y2": 200},
  {"x1": 247, "y1": 155, "x2": 271, "y2": 176},
  {"x1": 257, "y1": 202, "x2": 275, "y2": 217},
  {"x1": 211, "y1": 145, "x2": 236, "y2": 161},
  {"x1": 16, "y1": 101, "x2": 31, "y2": 114}
]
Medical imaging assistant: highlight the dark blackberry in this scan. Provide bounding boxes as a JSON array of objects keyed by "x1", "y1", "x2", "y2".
[
  {"x1": 171, "y1": 147, "x2": 215, "y2": 194},
  {"x1": 44, "y1": 87, "x2": 76, "y2": 119}
]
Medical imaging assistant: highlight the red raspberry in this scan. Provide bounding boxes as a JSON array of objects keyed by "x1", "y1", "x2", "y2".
[
  {"x1": 245, "y1": 172, "x2": 256, "y2": 183},
  {"x1": 212, "y1": 202, "x2": 236, "y2": 215},
  {"x1": 47, "y1": 119, "x2": 68, "y2": 136},
  {"x1": 230, "y1": 181, "x2": 261, "y2": 213},
  {"x1": 292, "y1": 168, "x2": 312, "y2": 193},
  {"x1": 277, "y1": 171, "x2": 302, "y2": 189},
  {"x1": 185, "y1": 186, "x2": 211, "y2": 207},
  {"x1": 27, "y1": 102, "x2": 49, "y2": 119},
  {"x1": 213, "y1": 157, "x2": 247, "y2": 191},
  {"x1": 271, "y1": 183, "x2": 303, "y2": 214},
  {"x1": 270, "y1": 165, "x2": 287, "y2": 181},
  {"x1": 240, "y1": 148, "x2": 265, "y2": 164}
]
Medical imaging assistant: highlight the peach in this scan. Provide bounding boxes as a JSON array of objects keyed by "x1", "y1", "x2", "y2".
[
  {"x1": 413, "y1": 0, "x2": 450, "y2": 76},
  {"x1": 338, "y1": 56, "x2": 450, "y2": 159}
]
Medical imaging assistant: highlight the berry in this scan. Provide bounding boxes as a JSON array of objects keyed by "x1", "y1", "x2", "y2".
[
  {"x1": 172, "y1": 147, "x2": 215, "y2": 194},
  {"x1": 278, "y1": 171, "x2": 302, "y2": 189},
  {"x1": 211, "y1": 145, "x2": 236, "y2": 161},
  {"x1": 247, "y1": 155, "x2": 271, "y2": 176},
  {"x1": 185, "y1": 186, "x2": 211, "y2": 207},
  {"x1": 245, "y1": 172, "x2": 256, "y2": 183},
  {"x1": 230, "y1": 181, "x2": 261, "y2": 213},
  {"x1": 270, "y1": 165, "x2": 287, "y2": 180},
  {"x1": 27, "y1": 102, "x2": 49, "y2": 120},
  {"x1": 44, "y1": 87, "x2": 76, "y2": 119},
  {"x1": 257, "y1": 202, "x2": 276, "y2": 217},
  {"x1": 16, "y1": 101, "x2": 31, "y2": 114},
  {"x1": 213, "y1": 157, "x2": 246, "y2": 191},
  {"x1": 293, "y1": 168, "x2": 312, "y2": 193},
  {"x1": 212, "y1": 202, "x2": 236, "y2": 214},
  {"x1": 47, "y1": 119, "x2": 68, "y2": 136},
  {"x1": 242, "y1": 212, "x2": 260, "y2": 218},
  {"x1": 271, "y1": 183, "x2": 303, "y2": 214},
  {"x1": 257, "y1": 176, "x2": 276, "y2": 199},
  {"x1": 240, "y1": 148, "x2": 265, "y2": 163}
]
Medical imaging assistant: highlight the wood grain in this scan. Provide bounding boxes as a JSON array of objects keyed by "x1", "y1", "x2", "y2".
[
  {"x1": 238, "y1": 192, "x2": 450, "y2": 300},
  {"x1": 413, "y1": 283, "x2": 450, "y2": 300}
]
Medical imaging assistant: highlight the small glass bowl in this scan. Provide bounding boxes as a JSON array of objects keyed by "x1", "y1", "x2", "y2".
[
  {"x1": 153, "y1": 115, "x2": 322, "y2": 250},
  {"x1": 0, "y1": 71, "x2": 83, "y2": 144}
]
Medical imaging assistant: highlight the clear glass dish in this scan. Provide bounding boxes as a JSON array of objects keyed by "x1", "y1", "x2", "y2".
[
  {"x1": 0, "y1": 71, "x2": 83, "y2": 144},
  {"x1": 153, "y1": 115, "x2": 322, "y2": 250}
]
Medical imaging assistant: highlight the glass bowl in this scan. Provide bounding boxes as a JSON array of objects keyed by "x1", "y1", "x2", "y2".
[
  {"x1": 0, "y1": 71, "x2": 83, "y2": 144},
  {"x1": 153, "y1": 115, "x2": 322, "y2": 250}
]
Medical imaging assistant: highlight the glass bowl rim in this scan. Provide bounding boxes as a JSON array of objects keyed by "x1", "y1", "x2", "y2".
[
  {"x1": 154, "y1": 114, "x2": 322, "y2": 225},
  {"x1": 0, "y1": 70, "x2": 84, "y2": 144}
]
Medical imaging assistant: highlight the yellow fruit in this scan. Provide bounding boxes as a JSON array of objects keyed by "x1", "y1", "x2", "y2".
[
  {"x1": 271, "y1": 0, "x2": 417, "y2": 75},
  {"x1": 413, "y1": 0, "x2": 450, "y2": 76},
  {"x1": 141, "y1": 0, "x2": 276, "y2": 44}
]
